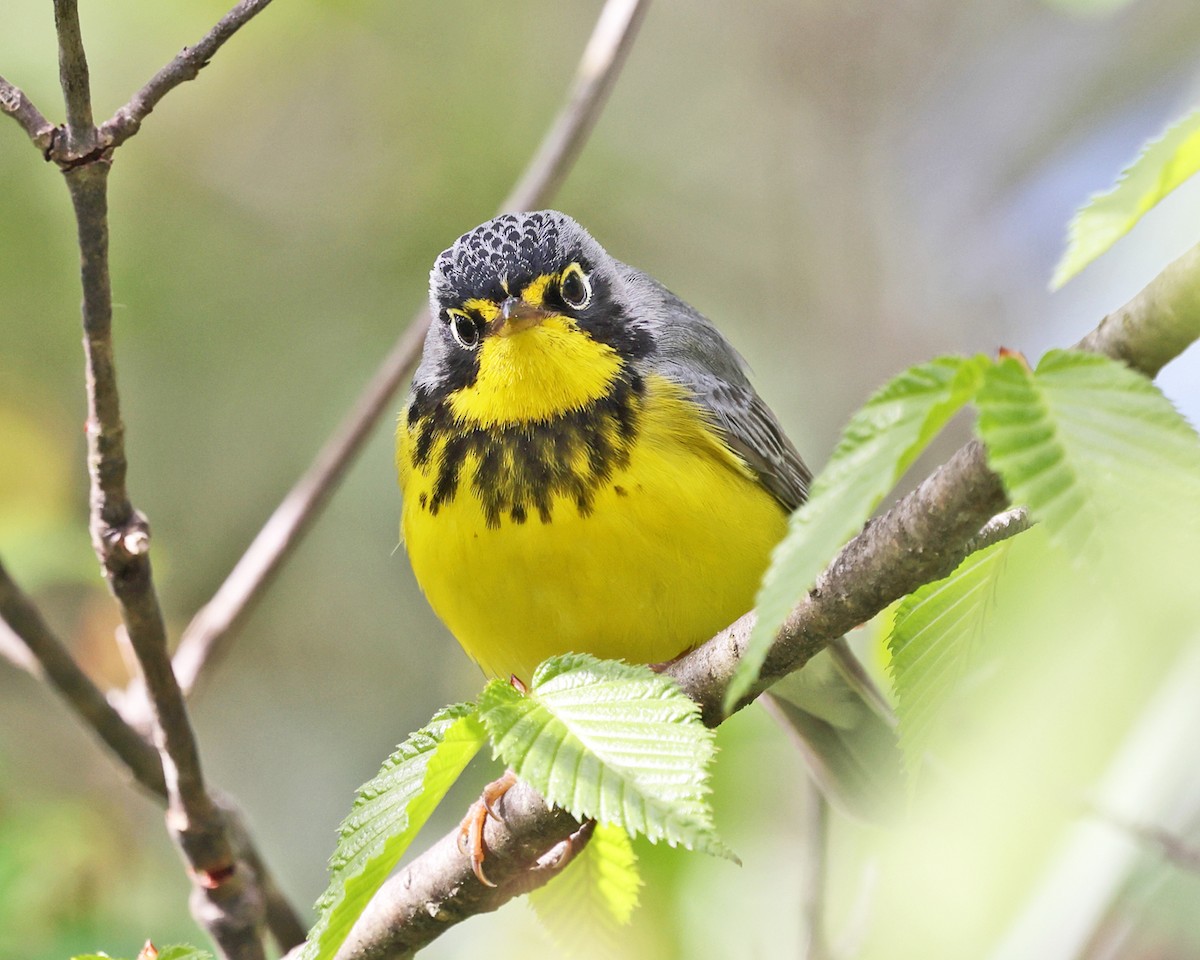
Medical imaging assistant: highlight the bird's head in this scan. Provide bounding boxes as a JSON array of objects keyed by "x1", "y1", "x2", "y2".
[{"x1": 413, "y1": 211, "x2": 652, "y2": 427}]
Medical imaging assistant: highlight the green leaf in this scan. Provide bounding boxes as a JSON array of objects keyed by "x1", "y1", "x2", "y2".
[
  {"x1": 976, "y1": 351, "x2": 1200, "y2": 556},
  {"x1": 529, "y1": 822, "x2": 642, "y2": 958},
  {"x1": 302, "y1": 703, "x2": 488, "y2": 960},
  {"x1": 1052, "y1": 108, "x2": 1200, "y2": 288},
  {"x1": 478, "y1": 654, "x2": 731, "y2": 859},
  {"x1": 887, "y1": 531, "x2": 1035, "y2": 778},
  {"x1": 728, "y1": 355, "x2": 992, "y2": 712}
]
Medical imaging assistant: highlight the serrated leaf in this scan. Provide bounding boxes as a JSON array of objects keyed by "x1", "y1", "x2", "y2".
[
  {"x1": 529, "y1": 822, "x2": 642, "y2": 958},
  {"x1": 1052, "y1": 108, "x2": 1200, "y2": 288},
  {"x1": 478, "y1": 654, "x2": 731, "y2": 859},
  {"x1": 976, "y1": 350, "x2": 1200, "y2": 557},
  {"x1": 888, "y1": 531, "x2": 1037, "y2": 778},
  {"x1": 729, "y1": 355, "x2": 992, "y2": 712},
  {"x1": 302, "y1": 703, "x2": 488, "y2": 960}
]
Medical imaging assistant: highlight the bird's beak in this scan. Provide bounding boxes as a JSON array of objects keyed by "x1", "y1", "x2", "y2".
[{"x1": 493, "y1": 296, "x2": 554, "y2": 337}]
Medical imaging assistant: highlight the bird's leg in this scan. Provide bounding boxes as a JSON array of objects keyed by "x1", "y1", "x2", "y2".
[
  {"x1": 458, "y1": 769, "x2": 519, "y2": 887},
  {"x1": 458, "y1": 674, "x2": 528, "y2": 886}
]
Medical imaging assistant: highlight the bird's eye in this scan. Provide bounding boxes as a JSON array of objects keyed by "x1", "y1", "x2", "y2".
[
  {"x1": 447, "y1": 309, "x2": 480, "y2": 350},
  {"x1": 559, "y1": 263, "x2": 592, "y2": 310}
]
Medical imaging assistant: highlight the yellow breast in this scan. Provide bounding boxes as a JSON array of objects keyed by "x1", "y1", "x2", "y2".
[{"x1": 397, "y1": 370, "x2": 787, "y2": 684}]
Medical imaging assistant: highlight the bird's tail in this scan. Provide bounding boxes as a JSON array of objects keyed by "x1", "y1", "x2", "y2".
[{"x1": 764, "y1": 638, "x2": 902, "y2": 821}]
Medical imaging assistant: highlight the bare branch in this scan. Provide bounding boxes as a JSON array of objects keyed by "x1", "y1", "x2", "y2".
[
  {"x1": 52, "y1": 0, "x2": 96, "y2": 152},
  {"x1": 0, "y1": 557, "x2": 166, "y2": 796},
  {"x1": 0, "y1": 561, "x2": 305, "y2": 952},
  {"x1": 50, "y1": 0, "x2": 267, "y2": 940},
  {"x1": 100, "y1": 0, "x2": 278, "y2": 149},
  {"x1": 0, "y1": 75, "x2": 56, "y2": 153},
  {"x1": 964, "y1": 506, "x2": 1031, "y2": 555},
  {"x1": 170, "y1": 0, "x2": 653, "y2": 699},
  {"x1": 500, "y1": 0, "x2": 651, "y2": 212},
  {"x1": 8, "y1": 1, "x2": 315, "y2": 952},
  {"x1": 331, "y1": 238, "x2": 1200, "y2": 960},
  {"x1": 1093, "y1": 809, "x2": 1200, "y2": 874},
  {"x1": 64, "y1": 155, "x2": 266, "y2": 957},
  {"x1": 799, "y1": 779, "x2": 830, "y2": 960}
]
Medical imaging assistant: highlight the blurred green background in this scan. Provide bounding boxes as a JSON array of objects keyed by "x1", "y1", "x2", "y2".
[{"x1": 3, "y1": 1, "x2": 1200, "y2": 958}]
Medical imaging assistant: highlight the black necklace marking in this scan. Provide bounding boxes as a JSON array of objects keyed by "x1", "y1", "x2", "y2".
[{"x1": 407, "y1": 373, "x2": 645, "y2": 529}]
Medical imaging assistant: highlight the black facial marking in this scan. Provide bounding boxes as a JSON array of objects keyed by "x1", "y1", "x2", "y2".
[
  {"x1": 575, "y1": 284, "x2": 653, "y2": 361},
  {"x1": 409, "y1": 375, "x2": 645, "y2": 529}
]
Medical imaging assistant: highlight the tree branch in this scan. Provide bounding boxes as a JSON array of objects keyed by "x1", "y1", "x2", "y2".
[
  {"x1": 799, "y1": 779, "x2": 830, "y2": 960},
  {"x1": 328, "y1": 240, "x2": 1200, "y2": 958},
  {"x1": 100, "y1": 0, "x2": 278, "y2": 149},
  {"x1": 51, "y1": 0, "x2": 95, "y2": 152},
  {"x1": 0, "y1": 560, "x2": 306, "y2": 952},
  {"x1": 0, "y1": 557, "x2": 167, "y2": 796},
  {"x1": 46, "y1": 4, "x2": 270, "y2": 954},
  {"x1": 4, "y1": 0, "x2": 314, "y2": 952},
  {"x1": 1093, "y1": 809, "x2": 1200, "y2": 874},
  {"x1": 66, "y1": 156, "x2": 266, "y2": 960},
  {"x1": 0, "y1": 75, "x2": 56, "y2": 154},
  {"x1": 169, "y1": 0, "x2": 653, "y2": 699}
]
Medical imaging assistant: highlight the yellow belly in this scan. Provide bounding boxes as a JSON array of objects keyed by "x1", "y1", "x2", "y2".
[{"x1": 398, "y1": 374, "x2": 787, "y2": 683}]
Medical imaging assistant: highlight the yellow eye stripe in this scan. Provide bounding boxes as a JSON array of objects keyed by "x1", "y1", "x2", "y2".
[
  {"x1": 519, "y1": 273, "x2": 553, "y2": 308},
  {"x1": 460, "y1": 299, "x2": 500, "y2": 322}
]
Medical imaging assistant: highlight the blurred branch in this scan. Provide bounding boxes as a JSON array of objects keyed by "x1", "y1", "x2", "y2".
[
  {"x1": 330, "y1": 236, "x2": 1200, "y2": 959},
  {"x1": 0, "y1": 560, "x2": 306, "y2": 952},
  {"x1": 0, "y1": 75, "x2": 56, "y2": 153},
  {"x1": 799, "y1": 778, "x2": 830, "y2": 960},
  {"x1": 0, "y1": 558, "x2": 166, "y2": 796},
  {"x1": 1093, "y1": 809, "x2": 1200, "y2": 874},
  {"x1": 500, "y1": 0, "x2": 651, "y2": 212},
  {"x1": 100, "y1": 0, "x2": 278, "y2": 149},
  {"x1": 169, "y1": 0, "x2": 653, "y2": 700}
]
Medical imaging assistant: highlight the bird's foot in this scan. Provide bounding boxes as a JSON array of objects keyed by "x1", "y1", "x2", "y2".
[{"x1": 458, "y1": 768, "x2": 519, "y2": 887}]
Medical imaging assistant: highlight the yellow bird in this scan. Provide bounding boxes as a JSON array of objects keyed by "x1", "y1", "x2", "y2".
[{"x1": 397, "y1": 212, "x2": 894, "y2": 872}]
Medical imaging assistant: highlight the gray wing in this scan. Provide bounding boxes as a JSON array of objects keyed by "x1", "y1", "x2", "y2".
[{"x1": 622, "y1": 267, "x2": 812, "y2": 513}]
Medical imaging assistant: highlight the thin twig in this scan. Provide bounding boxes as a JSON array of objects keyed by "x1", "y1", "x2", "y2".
[
  {"x1": 330, "y1": 235, "x2": 1200, "y2": 960},
  {"x1": 1092, "y1": 808, "x2": 1200, "y2": 874},
  {"x1": 49, "y1": 3, "x2": 267, "y2": 953},
  {"x1": 500, "y1": 0, "x2": 650, "y2": 212},
  {"x1": 964, "y1": 506, "x2": 1031, "y2": 555},
  {"x1": 0, "y1": 561, "x2": 306, "y2": 952},
  {"x1": 0, "y1": 558, "x2": 166, "y2": 796},
  {"x1": 799, "y1": 777, "x2": 829, "y2": 960},
  {"x1": 100, "y1": 0, "x2": 278, "y2": 149},
  {"x1": 0, "y1": 75, "x2": 56, "y2": 153},
  {"x1": 170, "y1": 0, "x2": 653, "y2": 699},
  {"x1": 51, "y1": 0, "x2": 95, "y2": 152}
]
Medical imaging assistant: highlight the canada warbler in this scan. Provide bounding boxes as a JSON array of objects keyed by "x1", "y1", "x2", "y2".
[{"x1": 397, "y1": 211, "x2": 895, "y2": 816}]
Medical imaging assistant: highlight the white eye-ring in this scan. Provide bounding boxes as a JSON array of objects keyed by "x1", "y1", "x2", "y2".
[
  {"x1": 559, "y1": 263, "x2": 592, "y2": 310},
  {"x1": 447, "y1": 309, "x2": 480, "y2": 350}
]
